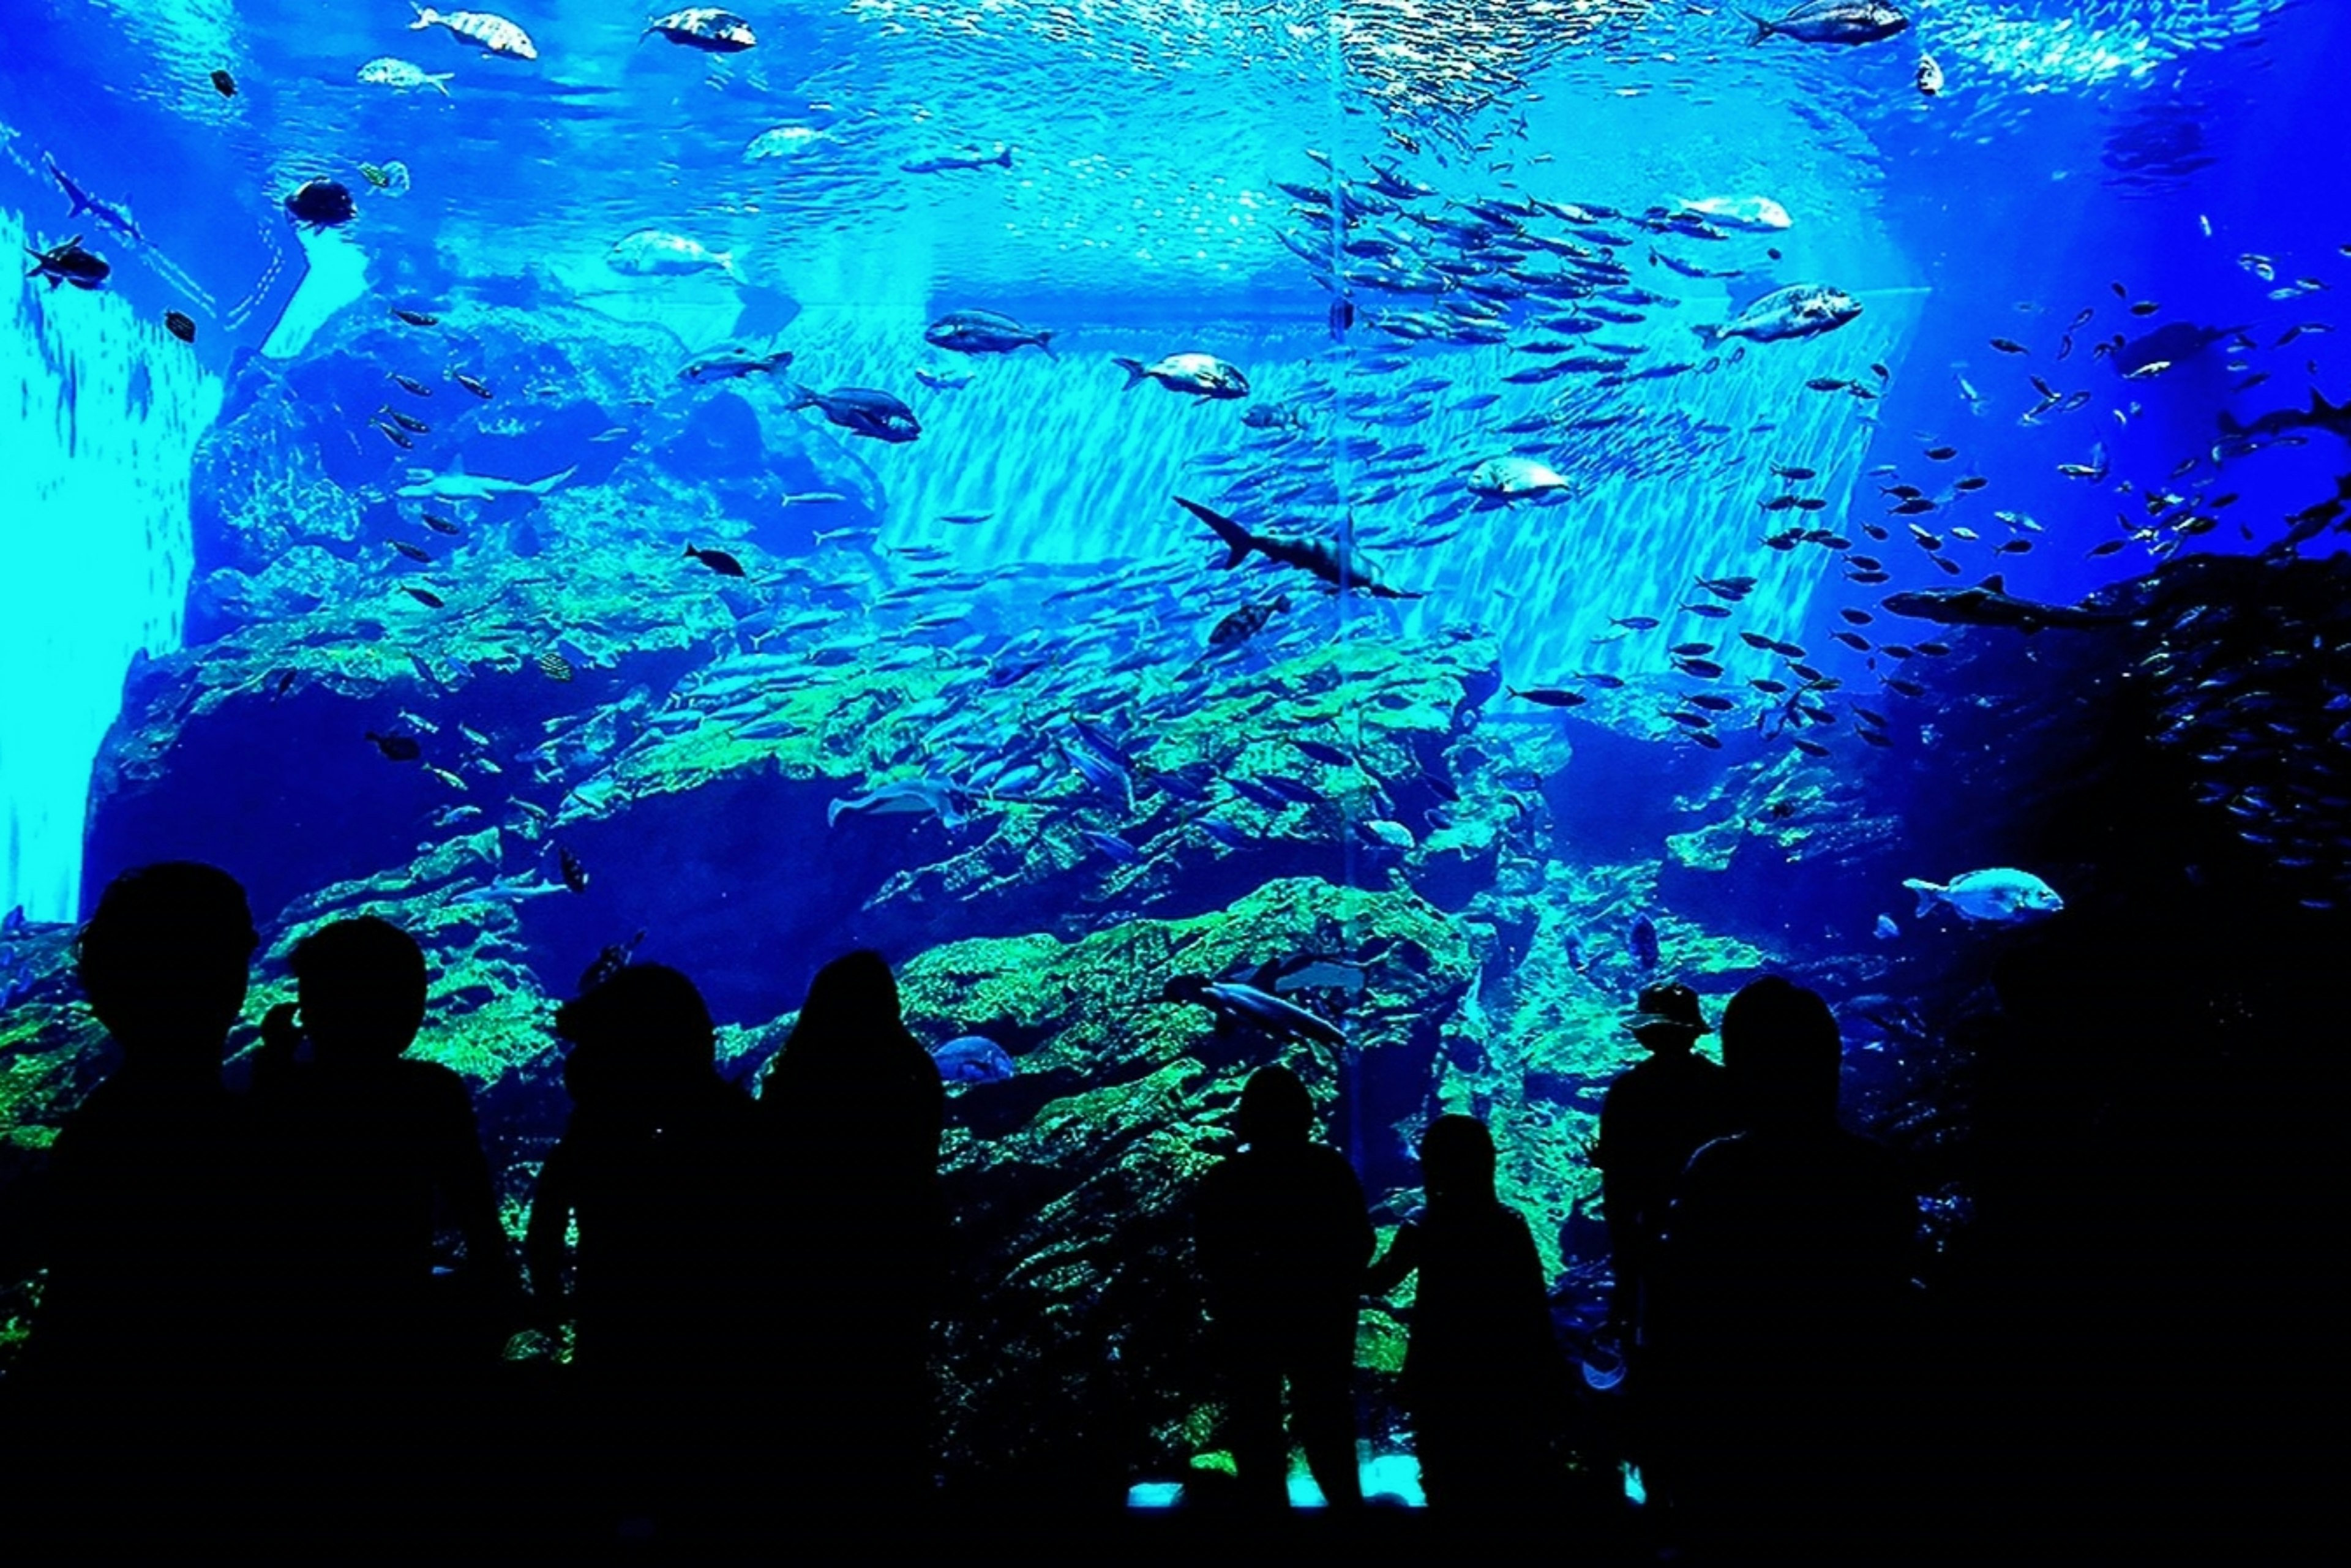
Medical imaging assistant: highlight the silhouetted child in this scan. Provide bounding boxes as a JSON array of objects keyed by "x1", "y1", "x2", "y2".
[
  {"x1": 12, "y1": 863, "x2": 263, "y2": 1545},
  {"x1": 1367, "y1": 1114, "x2": 1569, "y2": 1512},
  {"x1": 252, "y1": 915, "x2": 512, "y2": 1373},
  {"x1": 526, "y1": 964, "x2": 765, "y2": 1538},
  {"x1": 1195, "y1": 1064, "x2": 1373, "y2": 1510},
  {"x1": 1644, "y1": 977, "x2": 1918, "y2": 1559},
  {"x1": 1592, "y1": 981, "x2": 1737, "y2": 1345},
  {"x1": 760, "y1": 950, "x2": 947, "y2": 1513}
]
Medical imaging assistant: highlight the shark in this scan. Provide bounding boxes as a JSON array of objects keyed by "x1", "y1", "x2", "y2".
[
  {"x1": 2219, "y1": 388, "x2": 2351, "y2": 445},
  {"x1": 1175, "y1": 495, "x2": 1423, "y2": 600},
  {"x1": 395, "y1": 461, "x2": 576, "y2": 504},
  {"x1": 46, "y1": 157, "x2": 143, "y2": 244},
  {"x1": 1879, "y1": 575, "x2": 2130, "y2": 635}
]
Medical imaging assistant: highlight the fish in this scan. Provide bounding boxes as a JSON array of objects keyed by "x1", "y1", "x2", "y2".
[
  {"x1": 392, "y1": 308, "x2": 439, "y2": 328},
  {"x1": 24, "y1": 234, "x2": 110, "y2": 290},
  {"x1": 1468, "y1": 455, "x2": 1571, "y2": 500},
  {"x1": 402, "y1": 586, "x2": 446, "y2": 609},
  {"x1": 901, "y1": 145, "x2": 1014, "y2": 174},
  {"x1": 827, "y1": 778, "x2": 969, "y2": 830},
  {"x1": 1915, "y1": 51, "x2": 1943, "y2": 96},
  {"x1": 210, "y1": 69, "x2": 236, "y2": 96},
  {"x1": 45, "y1": 159, "x2": 143, "y2": 244},
  {"x1": 1742, "y1": 1, "x2": 1909, "y2": 46},
  {"x1": 1209, "y1": 595, "x2": 1289, "y2": 647},
  {"x1": 358, "y1": 56, "x2": 454, "y2": 94},
  {"x1": 577, "y1": 931, "x2": 645, "y2": 996},
  {"x1": 358, "y1": 162, "x2": 412, "y2": 195},
  {"x1": 642, "y1": 7, "x2": 757, "y2": 51},
  {"x1": 1903, "y1": 868, "x2": 2063, "y2": 925},
  {"x1": 1629, "y1": 917, "x2": 1660, "y2": 970},
  {"x1": 163, "y1": 310, "x2": 196, "y2": 343},
  {"x1": 366, "y1": 730, "x2": 422, "y2": 762},
  {"x1": 684, "y1": 544, "x2": 747, "y2": 577},
  {"x1": 396, "y1": 463, "x2": 573, "y2": 503},
  {"x1": 284, "y1": 180, "x2": 356, "y2": 229},
  {"x1": 1081, "y1": 829, "x2": 1142, "y2": 866},
  {"x1": 1678, "y1": 195, "x2": 1792, "y2": 232},
  {"x1": 537, "y1": 651, "x2": 574, "y2": 681},
  {"x1": 558, "y1": 844, "x2": 590, "y2": 895},
  {"x1": 607, "y1": 228, "x2": 736, "y2": 277},
  {"x1": 1879, "y1": 575, "x2": 2127, "y2": 634},
  {"x1": 378, "y1": 407, "x2": 430, "y2": 434},
  {"x1": 419, "y1": 512, "x2": 461, "y2": 535},
  {"x1": 787, "y1": 385, "x2": 920, "y2": 442},
  {"x1": 681, "y1": 343, "x2": 793, "y2": 382},
  {"x1": 390, "y1": 539, "x2": 432, "y2": 563},
  {"x1": 914, "y1": 365, "x2": 975, "y2": 392},
  {"x1": 408, "y1": 5, "x2": 538, "y2": 60},
  {"x1": 743, "y1": 124, "x2": 825, "y2": 161},
  {"x1": 926, "y1": 309, "x2": 1055, "y2": 357},
  {"x1": 1113, "y1": 353, "x2": 1249, "y2": 399},
  {"x1": 2217, "y1": 389, "x2": 2351, "y2": 446},
  {"x1": 1694, "y1": 283, "x2": 1861, "y2": 345},
  {"x1": 1162, "y1": 971, "x2": 1343, "y2": 1048},
  {"x1": 930, "y1": 1035, "x2": 1017, "y2": 1086},
  {"x1": 370, "y1": 420, "x2": 415, "y2": 450},
  {"x1": 1510, "y1": 686, "x2": 1588, "y2": 708},
  {"x1": 452, "y1": 373, "x2": 491, "y2": 399},
  {"x1": 1177, "y1": 496, "x2": 1421, "y2": 599}
]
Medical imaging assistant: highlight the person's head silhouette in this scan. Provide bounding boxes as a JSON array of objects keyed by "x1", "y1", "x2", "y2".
[
  {"x1": 554, "y1": 963, "x2": 716, "y2": 1093},
  {"x1": 797, "y1": 950, "x2": 902, "y2": 1035},
  {"x1": 1720, "y1": 976, "x2": 1842, "y2": 1129},
  {"x1": 1627, "y1": 981, "x2": 1711, "y2": 1055},
  {"x1": 77, "y1": 861, "x2": 257, "y2": 1065},
  {"x1": 1236, "y1": 1063, "x2": 1313, "y2": 1148},
  {"x1": 290, "y1": 915, "x2": 427, "y2": 1060},
  {"x1": 1420, "y1": 1114, "x2": 1496, "y2": 1207}
]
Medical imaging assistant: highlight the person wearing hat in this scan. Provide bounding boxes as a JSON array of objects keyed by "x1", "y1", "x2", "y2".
[{"x1": 1592, "y1": 981, "x2": 1738, "y2": 1345}]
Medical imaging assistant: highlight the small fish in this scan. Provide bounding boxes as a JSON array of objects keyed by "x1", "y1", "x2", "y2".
[
  {"x1": 1914, "y1": 52, "x2": 1943, "y2": 96},
  {"x1": 366, "y1": 730, "x2": 422, "y2": 762},
  {"x1": 1923, "y1": 445, "x2": 1958, "y2": 461},
  {"x1": 390, "y1": 539, "x2": 431, "y2": 563},
  {"x1": 370, "y1": 421, "x2": 414, "y2": 450},
  {"x1": 558, "y1": 844, "x2": 590, "y2": 895},
  {"x1": 1610, "y1": 616, "x2": 1662, "y2": 631},
  {"x1": 391, "y1": 373, "x2": 433, "y2": 397},
  {"x1": 1875, "y1": 914, "x2": 1900, "y2": 941},
  {"x1": 210, "y1": 68, "x2": 237, "y2": 96},
  {"x1": 684, "y1": 544, "x2": 746, "y2": 577},
  {"x1": 1510, "y1": 686, "x2": 1588, "y2": 708},
  {"x1": 392, "y1": 308, "x2": 440, "y2": 327},
  {"x1": 537, "y1": 651, "x2": 574, "y2": 681},
  {"x1": 1989, "y1": 337, "x2": 2028, "y2": 355},
  {"x1": 454, "y1": 373, "x2": 491, "y2": 399},
  {"x1": 420, "y1": 512, "x2": 460, "y2": 535},
  {"x1": 1679, "y1": 602, "x2": 1733, "y2": 620},
  {"x1": 402, "y1": 585, "x2": 446, "y2": 609},
  {"x1": 378, "y1": 406, "x2": 430, "y2": 434},
  {"x1": 163, "y1": 310, "x2": 196, "y2": 343}
]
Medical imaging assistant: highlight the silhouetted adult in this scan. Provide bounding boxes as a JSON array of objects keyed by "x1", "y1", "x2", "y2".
[
  {"x1": 10, "y1": 863, "x2": 261, "y2": 1545},
  {"x1": 1643, "y1": 977, "x2": 1917, "y2": 1560},
  {"x1": 759, "y1": 950, "x2": 947, "y2": 1513},
  {"x1": 525, "y1": 964, "x2": 766, "y2": 1539},
  {"x1": 1194, "y1": 1063, "x2": 1373, "y2": 1510},
  {"x1": 1366, "y1": 1114, "x2": 1567, "y2": 1512},
  {"x1": 1592, "y1": 981, "x2": 1736, "y2": 1343}
]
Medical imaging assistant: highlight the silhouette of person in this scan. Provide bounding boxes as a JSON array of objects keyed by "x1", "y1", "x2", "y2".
[
  {"x1": 1643, "y1": 977, "x2": 1917, "y2": 1559},
  {"x1": 251, "y1": 915, "x2": 513, "y2": 1375},
  {"x1": 1194, "y1": 1063, "x2": 1373, "y2": 1510},
  {"x1": 759, "y1": 949, "x2": 947, "y2": 1514},
  {"x1": 10, "y1": 863, "x2": 262, "y2": 1544},
  {"x1": 524, "y1": 964, "x2": 766, "y2": 1538},
  {"x1": 1366, "y1": 1114, "x2": 1567, "y2": 1512},
  {"x1": 1592, "y1": 981, "x2": 1737, "y2": 1344}
]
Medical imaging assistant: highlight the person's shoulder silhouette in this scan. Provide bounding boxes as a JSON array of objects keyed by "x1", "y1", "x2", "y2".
[{"x1": 763, "y1": 948, "x2": 943, "y2": 1170}]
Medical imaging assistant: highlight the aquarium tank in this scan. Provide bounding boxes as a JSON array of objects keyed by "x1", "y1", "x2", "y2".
[{"x1": 1, "y1": 0, "x2": 2344, "y2": 1508}]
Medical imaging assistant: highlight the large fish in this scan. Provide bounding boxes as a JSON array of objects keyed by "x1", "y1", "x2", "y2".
[
  {"x1": 1879, "y1": 575, "x2": 2128, "y2": 634},
  {"x1": 394, "y1": 463, "x2": 575, "y2": 503},
  {"x1": 643, "y1": 7, "x2": 757, "y2": 51},
  {"x1": 1694, "y1": 283, "x2": 1861, "y2": 345},
  {"x1": 926, "y1": 308, "x2": 1056, "y2": 357},
  {"x1": 1162, "y1": 972, "x2": 1344, "y2": 1048},
  {"x1": 1176, "y1": 496, "x2": 1421, "y2": 599},
  {"x1": 828, "y1": 778, "x2": 969, "y2": 829},
  {"x1": 408, "y1": 4, "x2": 538, "y2": 59},
  {"x1": 788, "y1": 385, "x2": 920, "y2": 443},
  {"x1": 1902, "y1": 868, "x2": 2063, "y2": 925},
  {"x1": 1743, "y1": 1, "x2": 1908, "y2": 46},
  {"x1": 1113, "y1": 353, "x2": 1249, "y2": 399},
  {"x1": 607, "y1": 228, "x2": 736, "y2": 277}
]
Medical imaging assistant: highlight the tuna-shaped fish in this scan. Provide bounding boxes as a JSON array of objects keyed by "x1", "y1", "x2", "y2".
[
  {"x1": 1178, "y1": 496, "x2": 1421, "y2": 601},
  {"x1": 1678, "y1": 193, "x2": 1792, "y2": 232},
  {"x1": 1694, "y1": 283, "x2": 1861, "y2": 345},
  {"x1": 930, "y1": 1035, "x2": 1016, "y2": 1086},
  {"x1": 1742, "y1": 1, "x2": 1909, "y2": 46},
  {"x1": 409, "y1": 4, "x2": 538, "y2": 59},
  {"x1": 680, "y1": 342, "x2": 792, "y2": 382},
  {"x1": 607, "y1": 228, "x2": 736, "y2": 277},
  {"x1": 394, "y1": 461, "x2": 575, "y2": 503},
  {"x1": 925, "y1": 308, "x2": 1056, "y2": 358},
  {"x1": 1113, "y1": 352, "x2": 1249, "y2": 400},
  {"x1": 1163, "y1": 970, "x2": 1344, "y2": 1048},
  {"x1": 358, "y1": 56, "x2": 455, "y2": 94},
  {"x1": 643, "y1": 8, "x2": 757, "y2": 52},
  {"x1": 1902, "y1": 868, "x2": 2063, "y2": 925}
]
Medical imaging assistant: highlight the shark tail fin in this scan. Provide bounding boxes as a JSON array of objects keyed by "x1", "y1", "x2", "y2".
[
  {"x1": 1742, "y1": 10, "x2": 1775, "y2": 43},
  {"x1": 410, "y1": 4, "x2": 436, "y2": 27},
  {"x1": 1902, "y1": 878, "x2": 1944, "y2": 919},
  {"x1": 527, "y1": 465, "x2": 577, "y2": 495},
  {"x1": 1174, "y1": 495, "x2": 1254, "y2": 569},
  {"x1": 1034, "y1": 328, "x2": 1056, "y2": 360},
  {"x1": 826, "y1": 797, "x2": 849, "y2": 828},
  {"x1": 1692, "y1": 323, "x2": 1722, "y2": 347},
  {"x1": 787, "y1": 383, "x2": 817, "y2": 412},
  {"x1": 2218, "y1": 410, "x2": 2245, "y2": 436},
  {"x1": 430, "y1": 72, "x2": 454, "y2": 96},
  {"x1": 993, "y1": 146, "x2": 1013, "y2": 168},
  {"x1": 1112, "y1": 356, "x2": 1149, "y2": 392}
]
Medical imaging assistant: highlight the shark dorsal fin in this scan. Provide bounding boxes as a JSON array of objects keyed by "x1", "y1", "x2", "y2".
[{"x1": 1981, "y1": 574, "x2": 2006, "y2": 593}]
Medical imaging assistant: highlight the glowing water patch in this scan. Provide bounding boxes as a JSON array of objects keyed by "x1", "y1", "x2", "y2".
[
  {"x1": 0, "y1": 206, "x2": 218, "y2": 918},
  {"x1": 1935, "y1": 0, "x2": 2297, "y2": 88},
  {"x1": 262, "y1": 226, "x2": 370, "y2": 360}
]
